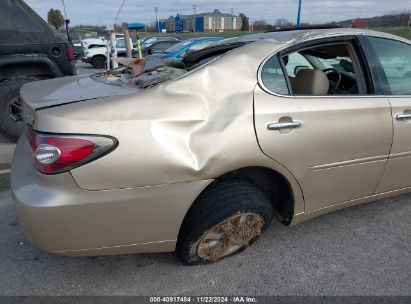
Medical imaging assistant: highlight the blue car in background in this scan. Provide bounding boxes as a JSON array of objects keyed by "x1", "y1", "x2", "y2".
[{"x1": 161, "y1": 37, "x2": 224, "y2": 61}]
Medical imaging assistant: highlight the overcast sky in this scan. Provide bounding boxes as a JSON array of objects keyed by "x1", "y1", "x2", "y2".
[{"x1": 25, "y1": 0, "x2": 411, "y2": 26}]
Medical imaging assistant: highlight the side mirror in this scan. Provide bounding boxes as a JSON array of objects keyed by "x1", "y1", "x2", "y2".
[
  {"x1": 294, "y1": 65, "x2": 310, "y2": 75},
  {"x1": 147, "y1": 48, "x2": 153, "y2": 55}
]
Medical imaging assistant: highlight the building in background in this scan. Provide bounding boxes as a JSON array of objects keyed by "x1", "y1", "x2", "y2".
[{"x1": 160, "y1": 9, "x2": 242, "y2": 33}]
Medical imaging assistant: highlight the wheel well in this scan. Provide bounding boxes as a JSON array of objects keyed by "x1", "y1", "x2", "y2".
[
  {"x1": 0, "y1": 62, "x2": 54, "y2": 80},
  {"x1": 93, "y1": 54, "x2": 106, "y2": 59},
  {"x1": 214, "y1": 167, "x2": 294, "y2": 224}
]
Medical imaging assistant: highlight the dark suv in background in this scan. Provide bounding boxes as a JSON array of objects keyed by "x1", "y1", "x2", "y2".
[{"x1": 0, "y1": 0, "x2": 76, "y2": 140}]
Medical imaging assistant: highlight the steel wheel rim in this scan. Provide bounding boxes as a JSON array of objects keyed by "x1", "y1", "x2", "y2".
[
  {"x1": 8, "y1": 95, "x2": 23, "y2": 124},
  {"x1": 197, "y1": 212, "x2": 264, "y2": 261}
]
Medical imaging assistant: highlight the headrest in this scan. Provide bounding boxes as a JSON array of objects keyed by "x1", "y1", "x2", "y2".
[{"x1": 292, "y1": 69, "x2": 329, "y2": 95}]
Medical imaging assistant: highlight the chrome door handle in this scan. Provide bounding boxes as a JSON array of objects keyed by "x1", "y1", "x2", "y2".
[
  {"x1": 396, "y1": 114, "x2": 411, "y2": 121},
  {"x1": 267, "y1": 121, "x2": 301, "y2": 131}
]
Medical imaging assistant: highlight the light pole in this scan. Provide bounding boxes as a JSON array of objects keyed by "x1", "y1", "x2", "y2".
[
  {"x1": 193, "y1": 5, "x2": 197, "y2": 33},
  {"x1": 296, "y1": 0, "x2": 302, "y2": 26},
  {"x1": 155, "y1": 6, "x2": 159, "y2": 33}
]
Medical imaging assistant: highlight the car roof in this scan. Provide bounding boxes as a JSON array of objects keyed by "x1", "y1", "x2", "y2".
[
  {"x1": 188, "y1": 37, "x2": 222, "y2": 42},
  {"x1": 211, "y1": 28, "x2": 408, "y2": 47}
]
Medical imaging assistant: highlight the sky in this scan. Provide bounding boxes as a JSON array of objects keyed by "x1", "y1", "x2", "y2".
[{"x1": 25, "y1": 0, "x2": 411, "y2": 26}]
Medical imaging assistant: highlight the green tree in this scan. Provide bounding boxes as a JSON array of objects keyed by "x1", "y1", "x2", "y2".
[
  {"x1": 47, "y1": 8, "x2": 65, "y2": 30},
  {"x1": 239, "y1": 13, "x2": 249, "y2": 31}
]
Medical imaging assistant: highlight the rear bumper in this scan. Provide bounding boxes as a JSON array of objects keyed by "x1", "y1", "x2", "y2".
[{"x1": 10, "y1": 137, "x2": 211, "y2": 256}]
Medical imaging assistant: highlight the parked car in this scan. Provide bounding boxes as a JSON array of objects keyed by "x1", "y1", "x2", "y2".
[
  {"x1": 11, "y1": 28, "x2": 411, "y2": 264},
  {"x1": 81, "y1": 37, "x2": 133, "y2": 68},
  {"x1": 81, "y1": 46, "x2": 108, "y2": 68},
  {"x1": 0, "y1": 0, "x2": 76, "y2": 140},
  {"x1": 117, "y1": 39, "x2": 181, "y2": 58},
  {"x1": 141, "y1": 36, "x2": 180, "y2": 48},
  {"x1": 81, "y1": 38, "x2": 106, "y2": 50},
  {"x1": 161, "y1": 37, "x2": 224, "y2": 61},
  {"x1": 70, "y1": 34, "x2": 84, "y2": 60}
]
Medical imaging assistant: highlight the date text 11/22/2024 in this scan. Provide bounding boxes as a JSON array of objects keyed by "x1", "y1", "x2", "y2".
[{"x1": 149, "y1": 297, "x2": 257, "y2": 303}]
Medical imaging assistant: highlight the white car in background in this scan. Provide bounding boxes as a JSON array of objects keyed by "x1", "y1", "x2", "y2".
[
  {"x1": 81, "y1": 38, "x2": 106, "y2": 50},
  {"x1": 81, "y1": 37, "x2": 133, "y2": 68}
]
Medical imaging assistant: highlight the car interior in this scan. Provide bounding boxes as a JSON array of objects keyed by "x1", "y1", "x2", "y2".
[
  {"x1": 261, "y1": 42, "x2": 369, "y2": 96},
  {"x1": 282, "y1": 42, "x2": 368, "y2": 95}
]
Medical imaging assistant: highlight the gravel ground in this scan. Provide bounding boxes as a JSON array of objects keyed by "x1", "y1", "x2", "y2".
[{"x1": 0, "y1": 189, "x2": 409, "y2": 296}]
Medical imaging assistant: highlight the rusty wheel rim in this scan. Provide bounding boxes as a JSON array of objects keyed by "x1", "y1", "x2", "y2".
[{"x1": 197, "y1": 213, "x2": 264, "y2": 261}]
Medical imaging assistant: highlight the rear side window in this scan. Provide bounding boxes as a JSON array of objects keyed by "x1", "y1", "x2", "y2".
[
  {"x1": 285, "y1": 53, "x2": 313, "y2": 77},
  {"x1": 260, "y1": 55, "x2": 289, "y2": 95},
  {"x1": 368, "y1": 37, "x2": 411, "y2": 95}
]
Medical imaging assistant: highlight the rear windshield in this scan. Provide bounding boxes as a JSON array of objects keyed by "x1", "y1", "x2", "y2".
[{"x1": 165, "y1": 40, "x2": 193, "y2": 54}]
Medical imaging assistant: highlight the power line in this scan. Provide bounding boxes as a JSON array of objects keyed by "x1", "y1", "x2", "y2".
[
  {"x1": 114, "y1": 0, "x2": 127, "y2": 27},
  {"x1": 61, "y1": 0, "x2": 67, "y2": 19}
]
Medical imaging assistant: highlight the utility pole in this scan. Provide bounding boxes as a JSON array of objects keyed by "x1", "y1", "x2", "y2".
[
  {"x1": 231, "y1": 8, "x2": 234, "y2": 31},
  {"x1": 296, "y1": 0, "x2": 302, "y2": 26},
  {"x1": 155, "y1": 6, "x2": 159, "y2": 34},
  {"x1": 193, "y1": 5, "x2": 197, "y2": 33}
]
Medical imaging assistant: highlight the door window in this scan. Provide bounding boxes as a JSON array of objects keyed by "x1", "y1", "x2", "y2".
[
  {"x1": 260, "y1": 55, "x2": 290, "y2": 95},
  {"x1": 283, "y1": 43, "x2": 366, "y2": 95},
  {"x1": 368, "y1": 37, "x2": 411, "y2": 95}
]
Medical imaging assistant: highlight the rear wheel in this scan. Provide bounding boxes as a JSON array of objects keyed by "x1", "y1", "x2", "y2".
[
  {"x1": 176, "y1": 180, "x2": 273, "y2": 265},
  {"x1": 92, "y1": 56, "x2": 106, "y2": 69},
  {"x1": 0, "y1": 77, "x2": 38, "y2": 141}
]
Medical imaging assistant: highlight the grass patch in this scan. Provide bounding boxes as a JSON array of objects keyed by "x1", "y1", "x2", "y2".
[
  {"x1": 139, "y1": 27, "x2": 411, "y2": 41},
  {"x1": 373, "y1": 26, "x2": 411, "y2": 40},
  {"x1": 138, "y1": 31, "x2": 257, "y2": 40}
]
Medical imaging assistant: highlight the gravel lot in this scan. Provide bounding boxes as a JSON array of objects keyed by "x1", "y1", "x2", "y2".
[
  {"x1": 0, "y1": 62, "x2": 410, "y2": 296},
  {"x1": 0, "y1": 189, "x2": 410, "y2": 295}
]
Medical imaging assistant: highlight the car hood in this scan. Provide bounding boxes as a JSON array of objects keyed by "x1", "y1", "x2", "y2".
[{"x1": 20, "y1": 74, "x2": 137, "y2": 124}]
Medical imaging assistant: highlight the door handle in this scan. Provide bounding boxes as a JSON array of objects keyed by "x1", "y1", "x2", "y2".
[
  {"x1": 267, "y1": 121, "x2": 301, "y2": 131},
  {"x1": 396, "y1": 113, "x2": 411, "y2": 121}
]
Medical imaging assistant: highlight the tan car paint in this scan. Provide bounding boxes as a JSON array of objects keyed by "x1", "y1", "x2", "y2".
[
  {"x1": 254, "y1": 86, "x2": 393, "y2": 211},
  {"x1": 12, "y1": 138, "x2": 211, "y2": 254},
  {"x1": 376, "y1": 96, "x2": 411, "y2": 192},
  {"x1": 11, "y1": 28, "x2": 411, "y2": 255},
  {"x1": 34, "y1": 40, "x2": 295, "y2": 191},
  {"x1": 19, "y1": 74, "x2": 138, "y2": 123}
]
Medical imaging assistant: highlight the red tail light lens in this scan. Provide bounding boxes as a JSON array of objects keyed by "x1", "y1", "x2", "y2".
[
  {"x1": 28, "y1": 131, "x2": 118, "y2": 174},
  {"x1": 68, "y1": 46, "x2": 74, "y2": 60}
]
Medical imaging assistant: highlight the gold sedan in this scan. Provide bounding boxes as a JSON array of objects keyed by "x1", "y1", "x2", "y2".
[{"x1": 11, "y1": 28, "x2": 411, "y2": 264}]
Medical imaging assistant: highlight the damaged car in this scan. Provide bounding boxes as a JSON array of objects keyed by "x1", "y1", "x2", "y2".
[{"x1": 11, "y1": 27, "x2": 411, "y2": 264}]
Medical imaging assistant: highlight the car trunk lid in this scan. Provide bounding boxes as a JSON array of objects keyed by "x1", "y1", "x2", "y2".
[{"x1": 20, "y1": 74, "x2": 138, "y2": 125}]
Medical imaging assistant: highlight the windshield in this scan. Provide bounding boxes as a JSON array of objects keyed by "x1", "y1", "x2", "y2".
[
  {"x1": 165, "y1": 40, "x2": 194, "y2": 54},
  {"x1": 116, "y1": 38, "x2": 126, "y2": 48},
  {"x1": 142, "y1": 37, "x2": 156, "y2": 46}
]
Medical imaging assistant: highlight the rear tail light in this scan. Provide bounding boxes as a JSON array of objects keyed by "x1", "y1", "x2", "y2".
[
  {"x1": 68, "y1": 46, "x2": 74, "y2": 60},
  {"x1": 28, "y1": 130, "x2": 118, "y2": 174}
]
